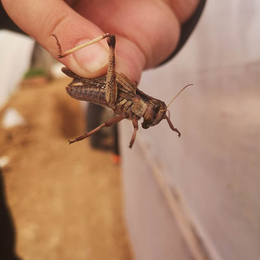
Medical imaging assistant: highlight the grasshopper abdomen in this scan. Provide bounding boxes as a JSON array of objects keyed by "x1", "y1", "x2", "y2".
[{"x1": 66, "y1": 78, "x2": 107, "y2": 106}]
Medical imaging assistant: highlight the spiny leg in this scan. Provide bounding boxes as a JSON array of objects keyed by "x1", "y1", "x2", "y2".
[
  {"x1": 129, "y1": 115, "x2": 139, "y2": 148},
  {"x1": 164, "y1": 115, "x2": 181, "y2": 137},
  {"x1": 105, "y1": 35, "x2": 117, "y2": 106},
  {"x1": 69, "y1": 115, "x2": 125, "y2": 144},
  {"x1": 51, "y1": 33, "x2": 111, "y2": 58}
]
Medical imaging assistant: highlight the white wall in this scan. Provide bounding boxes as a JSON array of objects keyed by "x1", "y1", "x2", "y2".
[
  {"x1": 0, "y1": 30, "x2": 35, "y2": 108},
  {"x1": 120, "y1": 1, "x2": 260, "y2": 260}
]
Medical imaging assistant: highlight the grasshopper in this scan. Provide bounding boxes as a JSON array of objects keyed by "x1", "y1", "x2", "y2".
[{"x1": 52, "y1": 33, "x2": 189, "y2": 148}]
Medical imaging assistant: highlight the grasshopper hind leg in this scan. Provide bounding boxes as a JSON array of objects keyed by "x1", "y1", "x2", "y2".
[{"x1": 69, "y1": 115, "x2": 125, "y2": 144}]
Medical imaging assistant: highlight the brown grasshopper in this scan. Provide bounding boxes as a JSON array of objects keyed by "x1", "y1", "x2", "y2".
[{"x1": 52, "y1": 33, "x2": 189, "y2": 148}]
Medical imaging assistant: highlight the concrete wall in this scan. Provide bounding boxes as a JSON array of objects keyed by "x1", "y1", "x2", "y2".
[{"x1": 120, "y1": 1, "x2": 260, "y2": 259}]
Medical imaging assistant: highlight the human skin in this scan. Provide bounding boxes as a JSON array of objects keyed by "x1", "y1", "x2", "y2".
[{"x1": 2, "y1": 0, "x2": 199, "y2": 82}]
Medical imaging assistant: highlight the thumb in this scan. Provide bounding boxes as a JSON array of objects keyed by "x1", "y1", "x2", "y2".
[{"x1": 2, "y1": 0, "x2": 111, "y2": 78}]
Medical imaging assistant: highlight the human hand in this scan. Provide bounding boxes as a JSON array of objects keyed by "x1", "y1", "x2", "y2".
[{"x1": 2, "y1": 0, "x2": 199, "y2": 82}]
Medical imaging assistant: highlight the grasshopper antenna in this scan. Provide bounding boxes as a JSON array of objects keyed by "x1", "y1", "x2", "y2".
[{"x1": 167, "y1": 84, "x2": 193, "y2": 108}]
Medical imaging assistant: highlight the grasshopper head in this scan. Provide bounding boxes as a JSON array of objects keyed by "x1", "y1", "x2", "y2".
[
  {"x1": 142, "y1": 100, "x2": 167, "y2": 129},
  {"x1": 141, "y1": 83, "x2": 193, "y2": 135},
  {"x1": 142, "y1": 100, "x2": 181, "y2": 137}
]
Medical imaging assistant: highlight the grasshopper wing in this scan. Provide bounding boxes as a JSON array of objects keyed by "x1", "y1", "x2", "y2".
[{"x1": 116, "y1": 72, "x2": 137, "y2": 98}]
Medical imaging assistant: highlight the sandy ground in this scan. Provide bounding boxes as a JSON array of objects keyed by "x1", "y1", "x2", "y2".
[{"x1": 0, "y1": 78, "x2": 133, "y2": 260}]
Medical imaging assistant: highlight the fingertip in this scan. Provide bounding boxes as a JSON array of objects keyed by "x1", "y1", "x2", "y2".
[
  {"x1": 54, "y1": 44, "x2": 109, "y2": 79},
  {"x1": 71, "y1": 41, "x2": 109, "y2": 78}
]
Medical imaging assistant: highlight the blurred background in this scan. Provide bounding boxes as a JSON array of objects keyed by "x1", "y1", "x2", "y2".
[
  {"x1": 0, "y1": 11, "x2": 131, "y2": 260},
  {"x1": 1, "y1": 0, "x2": 260, "y2": 260},
  {"x1": 0, "y1": 34, "x2": 132, "y2": 260}
]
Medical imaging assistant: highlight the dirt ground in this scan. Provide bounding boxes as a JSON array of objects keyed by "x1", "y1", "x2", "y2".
[{"x1": 0, "y1": 77, "x2": 133, "y2": 260}]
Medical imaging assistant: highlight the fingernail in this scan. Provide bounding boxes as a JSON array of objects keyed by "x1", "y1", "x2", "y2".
[{"x1": 73, "y1": 43, "x2": 108, "y2": 78}]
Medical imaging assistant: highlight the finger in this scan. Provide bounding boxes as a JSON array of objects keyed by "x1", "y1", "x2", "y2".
[
  {"x1": 168, "y1": 0, "x2": 200, "y2": 23},
  {"x1": 1, "y1": 0, "x2": 115, "y2": 79},
  {"x1": 74, "y1": 0, "x2": 180, "y2": 70}
]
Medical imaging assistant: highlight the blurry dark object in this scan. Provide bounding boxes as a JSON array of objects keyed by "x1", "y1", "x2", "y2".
[
  {"x1": 87, "y1": 103, "x2": 119, "y2": 155},
  {"x1": 0, "y1": 168, "x2": 21, "y2": 260}
]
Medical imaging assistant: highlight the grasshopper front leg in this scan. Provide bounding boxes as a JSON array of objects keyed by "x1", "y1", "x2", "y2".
[
  {"x1": 129, "y1": 115, "x2": 139, "y2": 148},
  {"x1": 51, "y1": 33, "x2": 118, "y2": 107}
]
